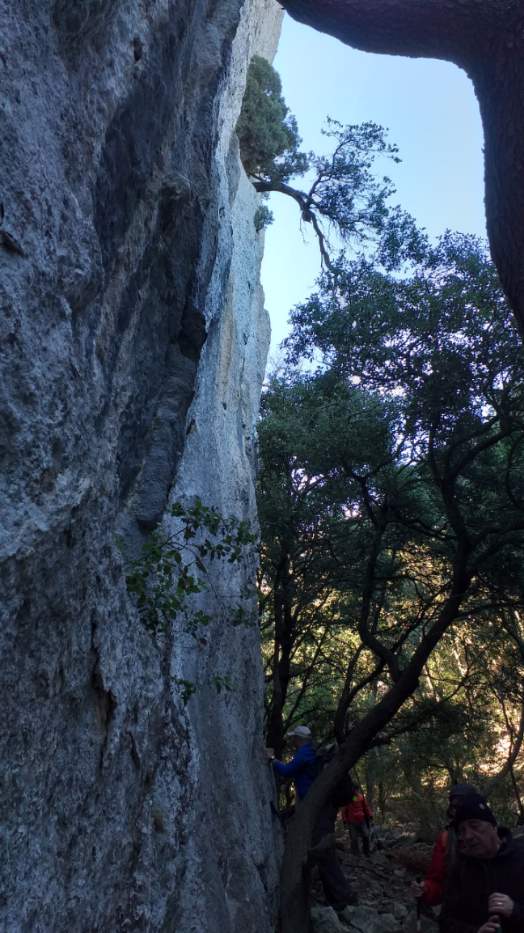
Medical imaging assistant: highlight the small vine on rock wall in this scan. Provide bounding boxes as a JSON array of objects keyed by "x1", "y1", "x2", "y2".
[{"x1": 122, "y1": 499, "x2": 256, "y2": 699}]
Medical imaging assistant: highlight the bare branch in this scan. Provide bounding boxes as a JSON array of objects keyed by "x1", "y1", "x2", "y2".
[{"x1": 253, "y1": 178, "x2": 338, "y2": 273}]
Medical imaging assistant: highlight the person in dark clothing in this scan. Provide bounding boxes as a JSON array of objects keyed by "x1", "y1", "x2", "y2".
[
  {"x1": 268, "y1": 726, "x2": 357, "y2": 921},
  {"x1": 439, "y1": 794, "x2": 524, "y2": 933},
  {"x1": 412, "y1": 782, "x2": 480, "y2": 906},
  {"x1": 310, "y1": 798, "x2": 358, "y2": 920}
]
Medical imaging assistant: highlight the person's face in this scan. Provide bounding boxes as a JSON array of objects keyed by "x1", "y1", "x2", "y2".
[{"x1": 457, "y1": 819, "x2": 499, "y2": 858}]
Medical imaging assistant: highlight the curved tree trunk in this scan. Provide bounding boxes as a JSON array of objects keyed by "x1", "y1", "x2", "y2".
[
  {"x1": 280, "y1": 0, "x2": 524, "y2": 337},
  {"x1": 485, "y1": 701, "x2": 524, "y2": 796},
  {"x1": 509, "y1": 763, "x2": 524, "y2": 823},
  {"x1": 266, "y1": 555, "x2": 294, "y2": 756}
]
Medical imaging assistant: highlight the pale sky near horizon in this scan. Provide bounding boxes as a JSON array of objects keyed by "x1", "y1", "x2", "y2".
[{"x1": 261, "y1": 14, "x2": 487, "y2": 361}]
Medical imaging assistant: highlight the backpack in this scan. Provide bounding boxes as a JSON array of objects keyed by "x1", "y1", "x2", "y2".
[{"x1": 310, "y1": 744, "x2": 355, "y2": 808}]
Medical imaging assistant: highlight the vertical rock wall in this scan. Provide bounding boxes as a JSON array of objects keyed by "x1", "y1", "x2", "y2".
[{"x1": 0, "y1": 1, "x2": 282, "y2": 929}]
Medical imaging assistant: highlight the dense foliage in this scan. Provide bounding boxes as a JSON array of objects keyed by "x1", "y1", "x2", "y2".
[
  {"x1": 236, "y1": 55, "x2": 306, "y2": 182},
  {"x1": 250, "y1": 47, "x2": 524, "y2": 933},
  {"x1": 258, "y1": 234, "x2": 524, "y2": 829}
]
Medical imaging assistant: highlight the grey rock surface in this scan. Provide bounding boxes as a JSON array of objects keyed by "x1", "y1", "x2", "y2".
[
  {"x1": 311, "y1": 833, "x2": 441, "y2": 933},
  {"x1": 311, "y1": 904, "x2": 436, "y2": 933},
  {"x1": 0, "y1": 0, "x2": 282, "y2": 930},
  {"x1": 338, "y1": 905, "x2": 397, "y2": 933},
  {"x1": 311, "y1": 905, "x2": 348, "y2": 933}
]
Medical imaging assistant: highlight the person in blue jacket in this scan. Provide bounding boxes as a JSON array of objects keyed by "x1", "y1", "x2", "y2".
[
  {"x1": 269, "y1": 724, "x2": 357, "y2": 920},
  {"x1": 270, "y1": 724, "x2": 317, "y2": 800}
]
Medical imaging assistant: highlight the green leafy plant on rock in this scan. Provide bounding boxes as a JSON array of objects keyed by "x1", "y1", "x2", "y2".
[
  {"x1": 124, "y1": 499, "x2": 256, "y2": 700},
  {"x1": 126, "y1": 498, "x2": 256, "y2": 636},
  {"x1": 254, "y1": 204, "x2": 274, "y2": 233}
]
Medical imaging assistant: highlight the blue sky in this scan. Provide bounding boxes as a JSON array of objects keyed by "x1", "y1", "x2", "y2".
[{"x1": 261, "y1": 14, "x2": 486, "y2": 358}]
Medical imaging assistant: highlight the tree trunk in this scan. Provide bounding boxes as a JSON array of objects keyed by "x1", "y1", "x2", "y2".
[
  {"x1": 509, "y1": 762, "x2": 524, "y2": 823},
  {"x1": 279, "y1": 0, "x2": 524, "y2": 337},
  {"x1": 267, "y1": 557, "x2": 294, "y2": 756},
  {"x1": 485, "y1": 699, "x2": 524, "y2": 797}
]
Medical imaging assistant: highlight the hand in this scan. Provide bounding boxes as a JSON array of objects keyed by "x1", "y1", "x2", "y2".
[
  {"x1": 411, "y1": 880, "x2": 425, "y2": 899},
  {"x1": 478, "y1": 918, "x2": 503, "y2": 933},
  {"x1": 488, "y1": 893, "x2": 514, "y2": 918}
]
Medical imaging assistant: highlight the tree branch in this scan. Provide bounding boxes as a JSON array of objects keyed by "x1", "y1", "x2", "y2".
[
  {"x1": 253, "y1": 178, "x2": 338, "y2": 273},
  {"x1": 485, "y1": 694, "x2": 524, "y2": 795}
]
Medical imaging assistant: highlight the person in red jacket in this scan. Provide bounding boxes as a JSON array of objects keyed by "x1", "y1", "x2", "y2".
[
  {"x1": 413, "y1": 783, "x2": 479, "y2": 906},
  {"x1": 341, "y1": 786, "x2": 373, "y2": 857},
  {"x1": 418, "y1": 828, "x2": 450, "y2": 906}
]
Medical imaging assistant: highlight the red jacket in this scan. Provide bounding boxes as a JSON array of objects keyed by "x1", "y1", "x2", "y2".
[
  {"x1": 341, "y1": 793, "x2": 373, "y2": 825},
  {"x1": 423, "y1": 830, "x2": 448, "y2": 906}
]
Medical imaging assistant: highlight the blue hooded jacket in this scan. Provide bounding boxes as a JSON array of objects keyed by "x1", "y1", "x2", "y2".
[{"x1": 272, "y1": 742, "x2": 317, "y2": 800}]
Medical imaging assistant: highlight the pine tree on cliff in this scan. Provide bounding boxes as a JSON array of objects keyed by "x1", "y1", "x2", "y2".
[{"x1": 237, "y1": 56, "x2": 422, "y2": 273}]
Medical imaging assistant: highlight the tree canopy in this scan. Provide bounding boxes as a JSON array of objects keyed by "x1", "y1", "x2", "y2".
[
  {"x1": 246, "y1": 30, "x2": 524, "y2": 929},
  {"x1": 258, "y1": 231, "x2": 524, "y2": 930}
]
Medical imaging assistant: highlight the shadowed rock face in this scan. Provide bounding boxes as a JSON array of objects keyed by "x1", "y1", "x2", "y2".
[{"x1": 0, "y1": 1, "x2": 282, "y2": 929}]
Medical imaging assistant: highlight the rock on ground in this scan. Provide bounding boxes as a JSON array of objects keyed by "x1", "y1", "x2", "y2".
[{"x1": 311, "y1": 828, "x2": 439, "y2": 933}]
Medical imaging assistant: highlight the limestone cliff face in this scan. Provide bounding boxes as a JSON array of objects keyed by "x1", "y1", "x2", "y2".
[{"x1": 0, "y1": 1, "x2": 282, "y2": 930}]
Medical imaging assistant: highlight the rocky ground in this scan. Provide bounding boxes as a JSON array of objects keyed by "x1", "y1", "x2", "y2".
[{"x1": 311, "y1": 825, "x2": 440, "y2": 933}]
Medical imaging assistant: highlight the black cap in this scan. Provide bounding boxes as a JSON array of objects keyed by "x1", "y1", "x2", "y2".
[
  {"x1": 449, "y1": 782, "x2": 479, "y2": 799},
  {"x1": 453, "y1": 793, "x2": 496, "y2": 828}
]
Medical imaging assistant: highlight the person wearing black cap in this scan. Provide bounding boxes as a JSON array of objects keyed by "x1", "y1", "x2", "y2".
[
  {"x1": 412, "y1": 782, "x2": 479, "y2": 906},
  {"x1": 440, "y1": 793, "x2": 524, "y2": 932}
]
